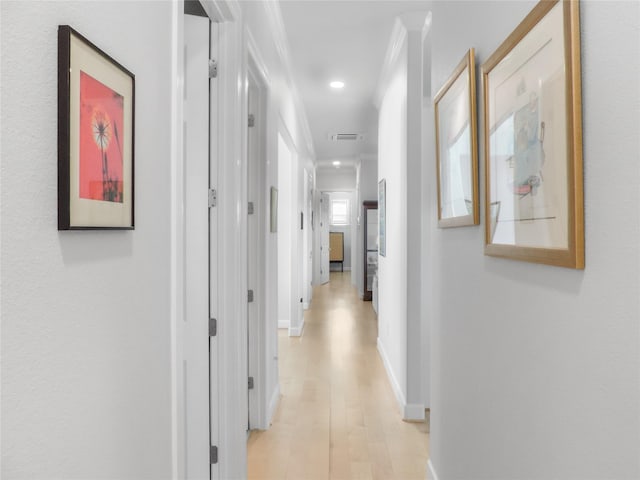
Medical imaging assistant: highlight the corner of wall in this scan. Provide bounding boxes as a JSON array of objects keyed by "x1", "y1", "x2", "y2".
[
  {"x1": 377, "y1": 338, "x2": 406, "y2": 416},
  {"x1": 288, "y1": 315, "x2": 304, "y2": 337},
  {"x1": 267, "y1": 383, "x2": 281, "y2": 428},
  {"x1": 427, "y1": 459, "x2": 439, "y2": 480}
]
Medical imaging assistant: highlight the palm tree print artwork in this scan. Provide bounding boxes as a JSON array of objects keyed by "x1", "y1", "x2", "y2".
[{"x1": 79, "y1": 71, "x2": 124, "y2": 203}]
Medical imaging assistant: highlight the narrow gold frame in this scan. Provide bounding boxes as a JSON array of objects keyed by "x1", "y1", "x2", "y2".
[
  {"x1": 481, "y1": 0, "x2": 584, "y2": 269},
  {"x1": 434, "y1": 49, "x2": 479, "y2": 228}
]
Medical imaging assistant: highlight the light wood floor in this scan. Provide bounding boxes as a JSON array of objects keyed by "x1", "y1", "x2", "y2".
[{"x1": 247, "y1": 272, "x2": 429, "y2": 479}]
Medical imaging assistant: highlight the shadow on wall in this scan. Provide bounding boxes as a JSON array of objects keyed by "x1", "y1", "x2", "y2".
[
  {"x1": 58, "y1": 232, "x2": 133, "y2": 265},
  {"x1": 481, "y1": 255, "x2": 584, "y2": 295}
]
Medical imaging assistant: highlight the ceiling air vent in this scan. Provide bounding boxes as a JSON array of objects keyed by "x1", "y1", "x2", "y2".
[{"x1": 329, "y1": 133, "x2": 365, "y2": 142}]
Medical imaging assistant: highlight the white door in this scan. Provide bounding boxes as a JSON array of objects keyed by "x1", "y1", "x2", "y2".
[
  {"x1": 208, "y1": 21, "x2": 220, "y2": 480},
  {"x1": 320, "y1": 192, "x2": 330, "y2": 284},
  {"x1": 184, "y1": 13, "x2": 214, "y2": 480}
]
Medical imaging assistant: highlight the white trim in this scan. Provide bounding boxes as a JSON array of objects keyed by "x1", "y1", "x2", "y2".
[
  {"x1": 374, "y1": 18, "x2": 406, "y2": 109},
  {"x1": 209, "y1": 2, "x2": 247, "y2": 478},
  {"x1": 262, "y1": 1, "x2": 315, "y2": 159},
  {"x1": 303, "y1": 302, "x2": 310, "y2": 310},
  {"x1": 246, "y1": 29, "x2": 271, "y2": 87},
  {"x1": 169, "y1": 2, "x2": 185, "y2": 479},
  {"x1": 427, "y1": 459, "x2": 439, "y2": 480},
  {"x1": 374, "y1": 12, "x2": 431, "y2": 109},
  {"x1": 404, "y1": 403, "x2": 426, "y2": 421},
  {"x1": 247, "y1": 44, "x2": 269, "y2": 433},
  {"x1": 278, "y1": 320, "x2": 290, "y2": 329},
  {"x1": 289, "y1": 317, "x2": 305, "y2": 337},
  {"x1": 267, "y1": 384, "x2": 281, "y2": 426},
  {"x1": 377, "y1": 338, "x2": 406, "y2": 414},
  {"x1": 376, "y1": 338, "x2": 425, "y2": 420}
]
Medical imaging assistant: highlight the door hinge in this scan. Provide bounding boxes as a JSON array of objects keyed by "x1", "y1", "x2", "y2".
[
  {"x1": 248, "y1": 202, "x2": 254, "y2": 215},
  {"x1": 209, "y1": 59, "x2": 218, "y2": 79},
  {"x1": 210, "y1": 445, "x2": 218, "y2": 464},
  {"x1": 209, "y1": 318, "x2": 217, "y2": 337},
  {"x1": 248, "y1": 290, "x2": 254, "y2": 303},
  {"x1": 208, "y1": 189, "x2": 217, "y2": 208},
  {"x1": 248, "y1": 114, "x2": 255, "y2": 128},
  {"x1": 248, "y1": 377, "x2": 254, "y2": 390}
]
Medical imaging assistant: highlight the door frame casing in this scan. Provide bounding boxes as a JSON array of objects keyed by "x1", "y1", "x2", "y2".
[
  {"x1": 170, "y1": 1, "x2": 248, "y2": 479},
  {"x1": 246, "y1": 29, "x2": 274, "y2": 431}
]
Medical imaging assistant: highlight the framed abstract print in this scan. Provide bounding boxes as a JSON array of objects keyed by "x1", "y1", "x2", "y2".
[
  {"x1": 482, "y1": 0, "x2": 584, "y2": 268},
  {"x1": 58, "y1": 25, "x2": 135, "y2": 230},
  {"x1": 434, "y1": 48, "x2": 479, "y2": 228}
]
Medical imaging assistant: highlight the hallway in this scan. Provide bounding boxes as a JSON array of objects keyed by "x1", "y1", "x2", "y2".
[{"x1": 248, "y1": 272, "x2": 429, "y2": 480}]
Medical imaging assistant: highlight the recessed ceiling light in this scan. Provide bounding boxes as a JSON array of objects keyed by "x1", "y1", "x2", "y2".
[
  {"x1": 330, "y1": 81, "x2": 345, "y2": 89},
  {"x1": 332, "y1": 161, "x2": 341, "y2": 166}
]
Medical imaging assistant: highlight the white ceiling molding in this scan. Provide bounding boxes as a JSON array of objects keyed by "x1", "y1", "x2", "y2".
[
  {"x1": 201, "y1": 0, "x2": 241, "y2": 22},
  {"x1": 374, "y1": 11, "x2": 431, "y2": 109},
  {"x1": 262, "y1": 1, "x2": 316, "y2": 161},
  {"x1": 246, "y1": 28, "x2": 271, "y2": 87}
]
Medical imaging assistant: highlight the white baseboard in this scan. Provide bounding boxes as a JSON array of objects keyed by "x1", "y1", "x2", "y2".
[
  {"x1": 404, "y1": 403, "x2": 426, "y2": 421},
  {"x1": 289, "y1": 317, "x2": 305, "y2": 337},
  {"x1": 377, "y1": 338, "x2": 406, "y2": 415},
  {"x1": 267, "y1": 384, "x2": 280, "y2": 427},
  {"x1": 376, "y1": 338, "x2": 425, "y2": 421},
  {"x1": 427, "y1": 459, "x2": 439, "y2": 480},
  {"x1": 303, "y1": 302, "x2": 310, "y2": 310},
  {"x1": 278, "y1": 319, "x2": 289, "y2": 329}
]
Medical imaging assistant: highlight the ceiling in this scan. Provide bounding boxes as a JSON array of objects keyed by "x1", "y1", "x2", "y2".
[{"x1": 278, "y1": 0, "x2": 429, "y2": 170}]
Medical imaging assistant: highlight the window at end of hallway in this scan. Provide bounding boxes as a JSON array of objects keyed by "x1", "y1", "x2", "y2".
[{"x1": 331, "y1": 199, "x2": 350, "y2": 225}]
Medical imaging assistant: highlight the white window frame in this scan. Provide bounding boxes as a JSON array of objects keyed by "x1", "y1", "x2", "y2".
[{"x1": 331, "y1": 198, "x2": 350, "y2": 226}]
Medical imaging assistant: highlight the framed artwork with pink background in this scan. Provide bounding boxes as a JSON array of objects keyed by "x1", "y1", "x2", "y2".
[{"x1": 58, "y1": 25, "x2": 134, "y2": 229}]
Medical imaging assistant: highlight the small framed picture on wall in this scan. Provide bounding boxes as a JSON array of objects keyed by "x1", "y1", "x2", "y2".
[{"x1": 58, "y1": 25, "x2": 135, "y2": 230}]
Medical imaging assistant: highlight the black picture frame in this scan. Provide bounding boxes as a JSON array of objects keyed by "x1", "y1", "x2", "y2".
[{"x1": 58, "y1": 25, "x2": 135, "y2": 230}]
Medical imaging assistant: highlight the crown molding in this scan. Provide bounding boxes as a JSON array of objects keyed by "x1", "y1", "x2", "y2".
[
  {"x1": 262, "y1": 1, "x2": 316, "y2": 160},
  {"x1": 202, "y1": 0, "x2": 241, "y2": 22},
  {"x1": 374, "y1": 11, "x2": 431, "y2": 109},
  {"x1": 246, "y1": 28, "x2": 271, "y2": 87}
]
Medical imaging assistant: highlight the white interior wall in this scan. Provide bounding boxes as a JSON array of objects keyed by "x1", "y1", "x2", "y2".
[
  {"x1": 242, "y1": 0, "x2": 316, "y2": 423},
  {"x1": 290, "y1": 148, "x2": 305, "y2": 336},
  {"x1": 376, "y1": 13, "x2": 429, "y2": 420},
  {"x1": 427, "y1": 2, "x2": 640, "y2": 479},
  {"x1": 316, "y1": 168, "x2": 357, "y2": 191},
  {"x1": 1, "y1": 2, "x2": 173, "y2": 477},
  {"x1": 377, "y1": 40, "x2": 409, "y2": 411},
  {"x1": 243, "y1": 2, "x2": 313, "y2": 345},
  {"x1": 277, "y1": 133, "x2": 293, "y2": 330},
  {"x1": 303, "y1": 169, "x2": 310, "y2": 306}
]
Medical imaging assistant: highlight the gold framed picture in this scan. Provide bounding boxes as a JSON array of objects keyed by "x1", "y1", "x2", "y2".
[
  {"x1": 434, "y1": 49, "x2": 479, "y2": 228},
  {"x1": 482, "y1": 0, "x2": 584, "y2": 268}
]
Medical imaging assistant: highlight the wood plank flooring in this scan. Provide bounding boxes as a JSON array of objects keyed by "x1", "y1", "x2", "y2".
[{"x1": 247, "y1": 272, "x2": 429, "y2": 479}]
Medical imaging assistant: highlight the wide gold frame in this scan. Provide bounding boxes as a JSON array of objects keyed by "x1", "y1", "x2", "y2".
[
  {"x1": 481, "y1": 0, "x2": 584, "y2": 268},
  {"x1": 434, "y1": 49, "x2": 479, "y2": 228}
]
